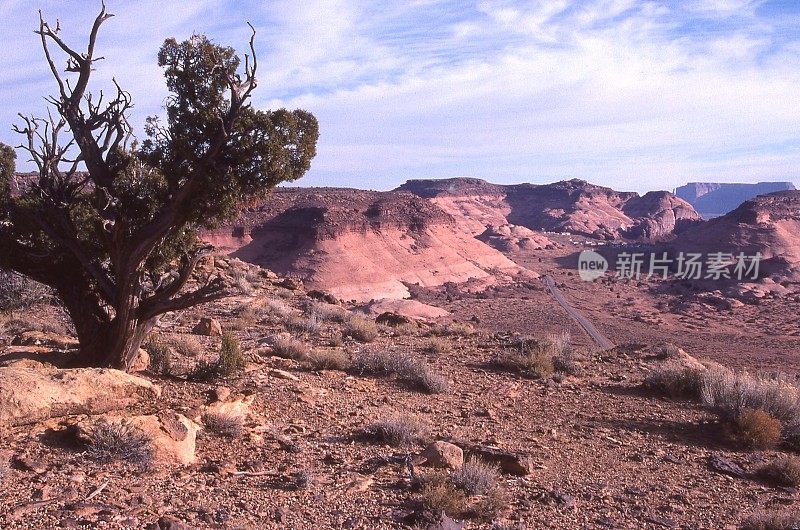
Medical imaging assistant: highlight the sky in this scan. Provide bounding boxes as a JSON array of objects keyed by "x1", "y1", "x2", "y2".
[{"x1": 1, "y1": 0, "x2": 799, "y2": 194}]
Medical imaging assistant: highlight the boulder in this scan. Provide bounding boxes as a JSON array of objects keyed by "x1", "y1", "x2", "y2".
[
  {"x1": 192, "y1": 317, "x2": 222, "y2": 336},
  {"x1": 276, "y1": 277, "x2": 303, "y2": 290},
  {"x1": 307, "y1": 290, "x2": 339, "y2": 305},
  {"x1": 202, "y1": 395, "x2": 254, "y2": 420},
  {"x1": 0, "y1": 361, "x2": 160, "y2": 428},
  {"x1": 421, "y1": 441, "x2": 464, "y2": 469},
  {"x1": 129, "y1": 348, "x2": 150, "y2": 373},
  {"x1": 464, "y1": 445, "x2": 533, "y2": 476},
  {"x1": 375, "y1": 312, "x2": 413, "y2": 327}
]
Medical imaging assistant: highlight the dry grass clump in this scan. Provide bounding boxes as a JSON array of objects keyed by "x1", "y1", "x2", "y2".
[
  {"x1": 353, "y1": 349, "x2": 415, "y2": 375},
  {"x1": 418, "y1": 473, "x2": 468, "y2": 516},
  {"x1": 272, "y1": 336, "x2": 310, "y2": 360},
  {"x1": 740, "y1": 511, "x2": 800, "y2": 530},
  {"x1": 261, "y1": 299, "x2": 293, "y2": 319},
  {"x1": 493, "y1": 337, "x2": 557, "y2": 379},
  {"x1": 85, "y1": 420, "x2": 153, "y2": 469},
  {"x1": 701, "y1": 368, "x2": 800, "y2": 448},
  {"x1": 644, "y1": 363, "x2": 706, "y2": 399},
  {"x1": 164, "y1": 333, "x2": 203, "y2": 358},
  {"x1": 231, "y1": 270, "x2": 252, "y2": 294},
  {"x1": 306, "y1": 349, "x2": 350, "y2": 371},
  {"x1": 736, "y1": 408, "x2": 783, "y2": 449},
  {"x1": 145, "y1": 338, "x2": 173, "y2": 376},
  {"x1": 306, "y1": 301, "x2": 349, "y2": 323},
  {"x1": 353, "y1": 349, "x2": 447, "y2": 394},
  {"x1": 344, "y1": 316, "x2": 379, "y2": 342},
  {"x1": 403, "y1": 361, "x2": 449, "y2": 394},
  {"x1": 757, "y1": 455, "x2": 800, "y2": 487},
  {"x1": 430, "y1": 322, "x2": 474, "y2": 337},
  {"x1": 451, "y1": 457, "x2": 501, "y2": 496},
  {"x1": 202, "y1": 411, "x2": 244, "y2": 438},
  {"x1": 424, "y1": 336, "x2": 451, "y2": 354},
  {"x1": 364, "y1": 415, "x2": 425, "y2": 447},
  {"x1": 288, "y1": 313, "x2": 322, "y2": 335}
]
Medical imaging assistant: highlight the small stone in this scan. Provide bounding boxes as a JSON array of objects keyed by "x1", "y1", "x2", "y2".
[
  {"x1": 420, "y1": 441, "x2": 464, "y2": 469},
  {"x1": 211, "y1": 386, "x2": 231, "y2": 402},
  {"x1": 192, "y1": 318, "x2": 222, "y2": 336},
  {"x1": 269, "y1": 368, "x2": 300, "y2": 382}
]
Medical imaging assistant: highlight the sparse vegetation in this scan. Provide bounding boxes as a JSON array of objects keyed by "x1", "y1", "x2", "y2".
[
  {"x1": 165, "y1": 334, "x2": 203, "y2": 358},
  {"x1": 493, "y1": 337, "x2": 556, "y2": 379},
  {"x1": 403, "y1": 360, "x2": 449, "y2": 394},
  {"x1": 202, "y1": 411, "x2": 244, "y2": 438},
  {"x1": 644, "y1": 362, "x2": 705, "y2": 399},
  {"x1": 272, "y1": 336, "x2": 310, "y2": 360},
  {"x1": 144, "y1": 338, "x2": 173, "y2": 376},
  {"x1": 352, "y1": 349, "x2": 447, "y2": 393},
  {"x1": 84, "y1": 420, "x2": 153, "y2": 469},
  {"x1": 306, "y1": 349, "x2": 350, "y2": 371},
  {"x1": 451, "y1": 456, "x2": 501, "y2": 495},
  {"x1": 736, "y1": 408, "x2": 782, "y2": 449},
  {"x1": 418, "y1": 473, "x2": 468, "y2": 516},
  {"x1": 306, "y1": 301, "x2": 349, "y2": 323},
  {"x1": 218, "y1": 332, "x2": 245, "y2": 376},
  {"x1": 262, "y1": 299, "x2": 293, "y2": 319},
  {"x1": 740, "y1": 511, "x2": 800, "y2": 530},
  {"x1": 0, "y1": 271, "x2": 50, "y2": 311},
  {"x1": 288, "y1": 313, "x2": 322, "y2": 335},
  {"x1": 701, "y1": 367, "x2": 800, "y2": 448},
  {"x1": 364, "y1": 415, "x2": 425, "y2": 446},
  {"x1": 424, "y1": 336, "x2": 451, "y2": 354},
  {"x1": 757, "y1": 455, "x2": 800, "y2": 487},
  {"x1": 344, "y1": 316, "x2": 379, "y2": 342}
]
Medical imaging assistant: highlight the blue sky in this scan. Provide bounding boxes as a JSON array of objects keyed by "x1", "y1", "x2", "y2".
[{"x1": 1, "y1": 0, "x2": 799, "y2": 193}]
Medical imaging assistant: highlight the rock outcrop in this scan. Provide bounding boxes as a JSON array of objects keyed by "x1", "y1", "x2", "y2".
[
  {"x1": 203, "y1": 188, "x2": 529, "y2": 302},
  {"x1": 0, "y1": 360, "x2": 160, "y2": 428}
]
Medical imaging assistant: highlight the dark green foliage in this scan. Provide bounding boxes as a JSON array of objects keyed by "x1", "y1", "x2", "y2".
[{"x1": 0, "y1": 7, "x2": 318, "y2": 370}]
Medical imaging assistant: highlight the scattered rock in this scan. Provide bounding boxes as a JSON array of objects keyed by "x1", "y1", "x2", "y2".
[
  {"x1": 375, "y1": 312, "x2": 413, "y2": 327},
  {"x1": 708, "y1": 455, "x2": 746, "y2": 479},
  {"x1": 129, "y1": 348, "x2": 150, "y2": 373},
  {"x1": 268, "y1": 368, "x2": 300, "y2": 382},
  {"x1": 192, "y1": 317, "x2": 222, "y2": 336},
  {"x1": 307, "y1": 290, "x2": 339, "y2": 304},
  {"x1": 157, "y1": 516, "x2": 193, "y2": 530},
  {"x1": 276, "y1": 277, "x2": 303, "y2": 290},
  {"x1": 11, "y1": 331, "x2": 78, "y2": 349},
  {"x1": 420, "y1": 441, "x2": 464, "y2": 469},
  {"x1": 0, "y1": 362, "x2": 160, "y2": 428},
  {"x1": 211, "y1": 386, "x2": 231, "y2": 402},
  {"x1": 464, "y1": 445, "x2": 532, "y2": 476}
]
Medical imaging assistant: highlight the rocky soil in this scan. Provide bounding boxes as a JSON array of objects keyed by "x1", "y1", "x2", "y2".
[{"x1": 1, "y1": 257, "x2": 798, "y2": 529}]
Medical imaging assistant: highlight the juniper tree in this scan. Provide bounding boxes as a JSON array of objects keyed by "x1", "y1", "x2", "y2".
[{"x1": 0, "y1": 5, "x2": 318, "y2": 369}]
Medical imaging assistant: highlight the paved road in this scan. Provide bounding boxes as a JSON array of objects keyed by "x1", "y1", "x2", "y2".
[{"x1": 544, "y1": 275, "x2": 614, "y2": 350}]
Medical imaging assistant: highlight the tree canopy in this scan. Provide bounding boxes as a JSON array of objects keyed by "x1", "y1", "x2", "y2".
[{"x1": 0, "y1": 6, "x2": 319, "y2": 369}]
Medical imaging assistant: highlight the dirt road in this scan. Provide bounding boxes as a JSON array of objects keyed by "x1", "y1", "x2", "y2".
[{"x1": 544, "y1": 275, "x2": 614, "y2": 350}]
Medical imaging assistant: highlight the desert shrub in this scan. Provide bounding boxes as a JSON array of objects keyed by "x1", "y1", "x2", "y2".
[
  {"x1": 218, "y1": 332, "x2": 244, "y2": 376},
  {"x1": 352, "y1": 349, "x2": 415, "y2": 376},
  {"x1": 231, "y1": 270, "x2": 252, "y2": 294},
  {"x1": 306, "y1": 349, "x2": 350, "y2": 371},
  {"x1": 188, "y1": 359, "x2": 221, "y2": 381},
  {"x1": 273, "y1": 336, "x2": 310, "y2": 360},
  {"x1": 451, "y1": 457, "x2": 501, "y2": 496},
  {"x1": 328, "y1": 332, "x2": 344, "y2": 347},
  {"x1": 202, "y1": 411, "x2": 244, "y2": 438},
  {"x1": 288, "y1": 313, "x2": 322, "y2": 335},
  {"x1": 757, "y1": 455, "x2": 800, "y2": 487},
  {"x1": 418, "y1": 473, "x2": 468, "y2": 516},
  {"x1": 701, "y1": 368, "x2": 800, "y2": 447},
  {"x1": 0, "y1": 271, "x2": 50, "y2": 311},
  {"x1": 469, "y1": 487, "x2": 510, "y2": 521},
  {"x1": 736, "y1": 408, "x2": 783, "y2": 449},
  {"x1": 85, "y1": 420, "x2": 153, "y2": 469},
  {"x1": 262, "y1": 299, "x2": 293, "y2": 319},
  {"x1": 144, "y1": 338, "x2": 173, "y2": 376},
  {"x1": 740, "y1": 511, "x2": 800, "y2": 530},
  {"x1": 165, "y1": 334, "x2": 203, "y2": 358},
  {"x1": 424, "y1": 337, "x2": 451, "y2": 354},
  {"x1": 644, "y1": 363, "x2": 705, "y2": 399},
  {"x1": 344, "y1": 316, "x2": 379, "y2": 343},
  {"x1": 493, "y1": 337, "x2": 555, "y2": 379},
  {"x1": 364, "y1": 415, "x2": 425, "y2": 447},
  {"x1": 430, "y1": 322, "x2": 474, "y2": 337},
  {"x1": 552, "y1": 350, "x2": 585, "y2": 377},
  {"x1": 353, "y1": 349, "x2": 447, "y2": 393},
  {"x1": 403, "y1": 361, "x2": 449, "y2": 394},
  {"x1": 306, "y1": 301, "x2": 349, "y2": 323}
]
